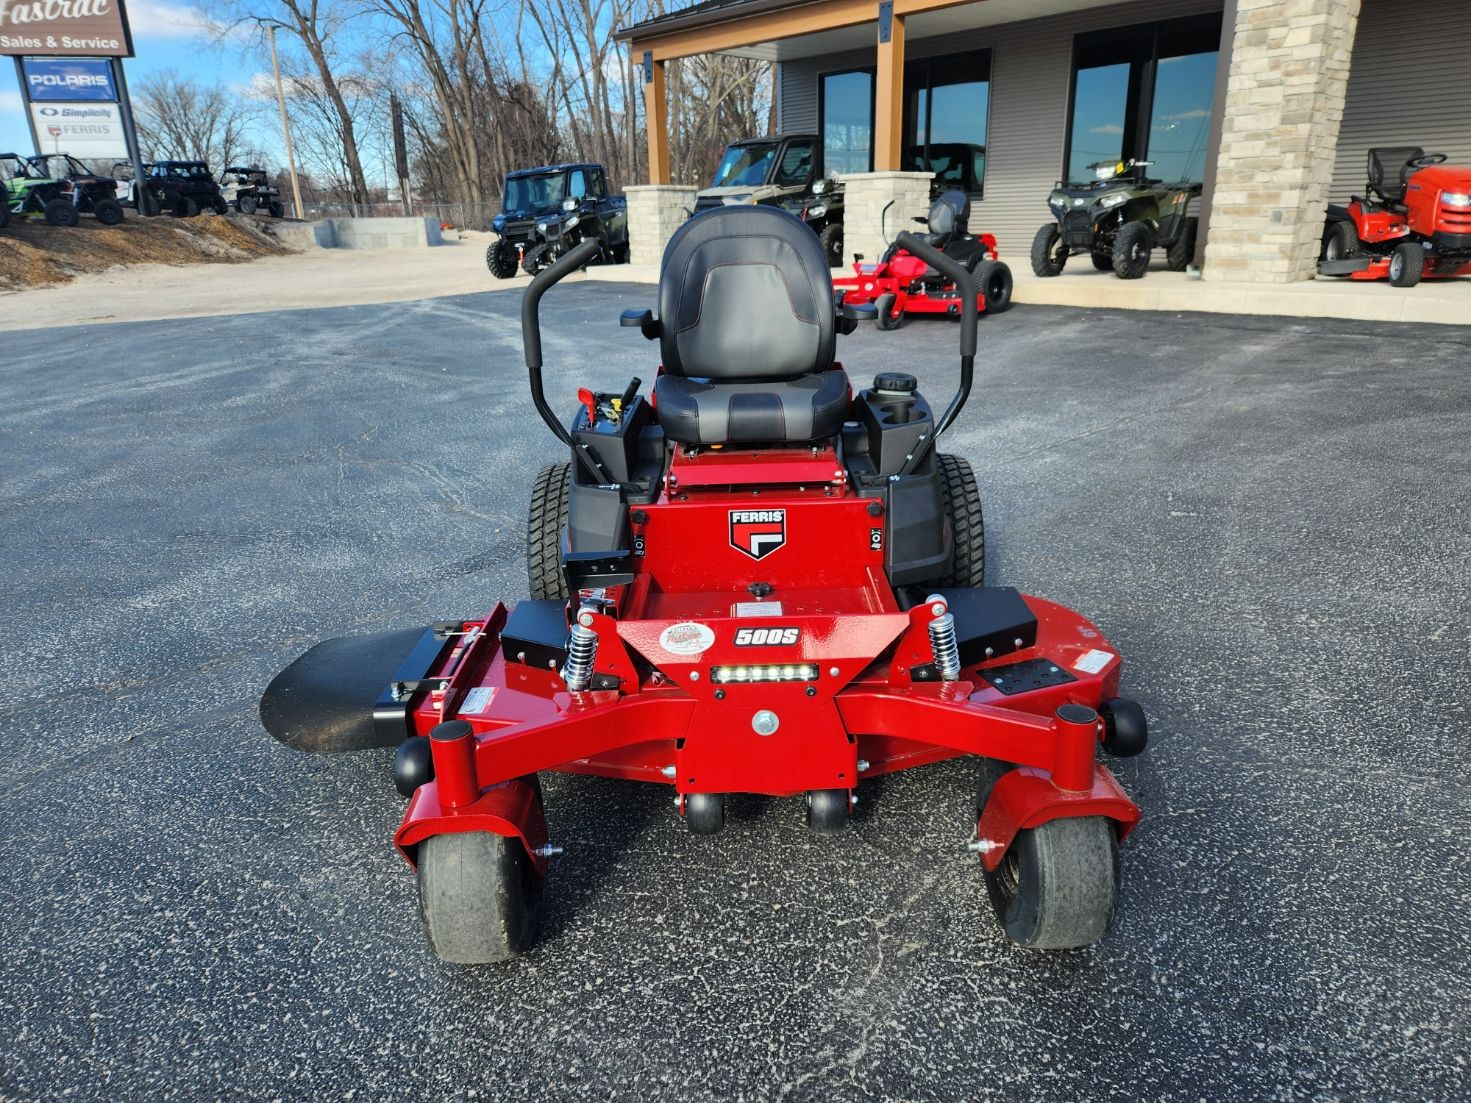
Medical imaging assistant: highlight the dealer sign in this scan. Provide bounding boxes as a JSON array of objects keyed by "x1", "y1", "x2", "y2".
[{"x1": 0, "y1": 0, "x2": 134, "y2": 58}]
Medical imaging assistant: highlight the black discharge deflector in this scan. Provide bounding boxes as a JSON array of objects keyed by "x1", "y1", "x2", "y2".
[
  {"x1": 502, "y1": 599, "x2": 572, "y2": 671},
  {"x1": 978, "y1": 657, "x2": 1077, "y2": 696}
]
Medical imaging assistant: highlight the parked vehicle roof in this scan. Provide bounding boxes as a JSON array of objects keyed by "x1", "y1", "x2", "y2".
[
  {"x1": 505, "y1": 163, "x2": 606, "y2": 179},
  {"x1": 730, "y1": 133, "x2": 817, "y2": 145}
]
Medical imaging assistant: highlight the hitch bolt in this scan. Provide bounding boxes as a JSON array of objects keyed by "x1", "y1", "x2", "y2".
[
  {"x1": 850, "y1": 794, "x2": 859, "y2": 807},
  {"x1": 829, "y1": 666, "x2": 840, "y2": 677},
  {"x1": 857, "y1": 759, "x2": 870, "y2": 772},
  {"x1": 968, "y1": 837, "x2": 1000, "y2": 854},
  {"x1": 534, "y1": 844, "x2": 564, "y2": 859},
  {"x1": 661, "y1": 765, "x2": 676, "y2": 778}
]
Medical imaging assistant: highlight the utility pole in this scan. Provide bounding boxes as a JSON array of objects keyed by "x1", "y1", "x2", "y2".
[{"x1": 268, "y1": 24, "x2": 306, "y2": 220}]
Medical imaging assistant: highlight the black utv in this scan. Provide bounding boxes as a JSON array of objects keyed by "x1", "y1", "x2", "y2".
[
  {"x1": 1031, "y1": 159, "x2": 1201, "y2": 280},
  {"x1": 138, "y1": 161, "x2": 228, "y2": 217},
  {"x1": 486, "y1": 162, "x2": 628, "y2": 279},
  {"x1": 4, "y1": 153, "x2": 124, "y2": 226}
]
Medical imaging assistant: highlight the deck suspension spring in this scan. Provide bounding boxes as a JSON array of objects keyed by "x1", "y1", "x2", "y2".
[
  {"x1": 927, "y1": 606, "x2": 961, "y2": 681},
  {"x1": 561, "y1": 608, "x2": 600, "y2": 691}
]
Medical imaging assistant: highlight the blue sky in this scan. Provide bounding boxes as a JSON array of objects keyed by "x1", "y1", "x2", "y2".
[{"x1": 1, "y1": 0, "x2": 273, "y2": 157}]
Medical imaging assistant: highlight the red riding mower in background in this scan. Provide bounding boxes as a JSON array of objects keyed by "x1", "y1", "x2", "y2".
[
  {"x1": 833, "y1": 189, "x2": 1014, "y2": 329},
  {"x1": 262, "y1": 205, "x2": 1147, "y2": 964},
  {"x1": 1318, "y1": 146, "x2": 1471, "y2": 287}
]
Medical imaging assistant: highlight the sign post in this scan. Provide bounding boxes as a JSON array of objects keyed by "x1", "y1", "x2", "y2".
[{"x1": 109, "y1": 56, "x2": 149, "y2": 212}]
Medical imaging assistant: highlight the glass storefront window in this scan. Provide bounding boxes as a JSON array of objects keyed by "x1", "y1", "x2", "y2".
[
  {"x1": 1067, "y1": 63, "x2": 1130, "y2": 183},
  {"x1": 821, "y1": 69, "x2": 874, "y2": 176},
  {"x1": 1147, "y1": 51, "x2": 1218, "y2": 182},
  {"x1": 905, "y1": 50, "x2": 991, "y2": 196}
]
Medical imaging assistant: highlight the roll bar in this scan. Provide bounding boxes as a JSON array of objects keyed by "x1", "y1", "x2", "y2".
[
  {"x1": 521, "y1": 238, "x2": 603, "y2": 446},
  {"x1": 892, "y1": 230, "x2": 977, "y2": 474}
]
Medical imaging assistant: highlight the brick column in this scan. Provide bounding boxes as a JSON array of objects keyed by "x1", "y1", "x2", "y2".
[
  {"x1": 625, "y1": 184, "x2": 697, "y2": 268},
  {"x1": 838, "y1": 171, "x2": 934, "y2": 268},
  {"x1": 1203, "y1": 0, "x2": 1362, "y2": 283}
]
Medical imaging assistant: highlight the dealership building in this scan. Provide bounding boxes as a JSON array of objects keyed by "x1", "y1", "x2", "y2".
[{"x1": 616, "y1": 0, "x2": 1470, "y2": 287}]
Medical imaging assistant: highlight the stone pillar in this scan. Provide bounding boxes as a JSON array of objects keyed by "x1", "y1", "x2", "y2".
[
  {"x1": 838, "y1": 171, "x2": 934, "y2": 268},
  {"x1": 1203, "y1": 0, "x2": 1362, "y2": 283},
  {"x1": 625, "y1": 184, "x2": 697, "y2": 268}
]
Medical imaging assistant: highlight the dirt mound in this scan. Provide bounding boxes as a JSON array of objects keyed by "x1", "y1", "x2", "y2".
[{"x1": 0, "y1": 213, "x2": 296, "y2": 290}]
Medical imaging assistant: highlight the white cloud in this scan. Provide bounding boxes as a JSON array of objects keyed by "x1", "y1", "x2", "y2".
[
  {"x1": 125, "y1": 0, "x2": 210, "y2": 39},
  {"x1": 1089, "y1": 124, "x2": 1124, "y2": 136},
  {"x1": 1, "y1": 90, "x2": 22, "y2": 114},
  {"x1": 1164, "y1": 108, "x2": 1209, "y2": 122}
]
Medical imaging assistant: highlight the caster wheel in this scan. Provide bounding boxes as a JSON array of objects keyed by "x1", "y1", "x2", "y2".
[
  {"x1": 418, "y1": 825, "x2": 545, "y2": 962},
  {"x1": 1100, "y1": 697, "x2": 1148, "y2": 757},
  {"x1": 685, "y1": 792, "x2": 725, "y2": 835},
  {"x1": 805, "y1": 789, "x2": 850, "y2": 834},
  {"x1": 393, "y1": 735, "x2": 434, "y2": 796},
  {"x1": 984, "y1": 816, "x2": 1118, "y2": 950}
]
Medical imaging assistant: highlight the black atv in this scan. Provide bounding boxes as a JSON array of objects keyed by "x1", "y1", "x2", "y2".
[
  {"x1": 4, "y1": 152, "x2": 124, "y2": 227},
  {"x1": 219, "y1": 166, "x2": 284, "y2": 217},
  {"x1": 486, "y1": 163, "x2": 628, "y2": 279},
  {"x1": 784, "y1": 176, "x2": 844, "y2": 267},
  {"x1": 139, "y1": 161, "x2": 228, "y2": 218},
  {"x1": 1031, "y1": 160, "x2": 1201, "y2": 280}
]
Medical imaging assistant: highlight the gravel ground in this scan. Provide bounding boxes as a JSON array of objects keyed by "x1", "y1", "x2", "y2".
[{"x1": 2, "y1": 287, "x2": 1468, "y2": 1103}]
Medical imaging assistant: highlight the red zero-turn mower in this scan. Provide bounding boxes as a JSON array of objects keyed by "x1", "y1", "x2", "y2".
[
  {"x1": 832, "y1": 189, "x2": 1014, "y2": 330},
  {"x1": 1319, "y1": 147, "x2": 1471, "y2": 287},
  {"x1": 261, "y1": 205, "x2": 1147, "y2": 963}
]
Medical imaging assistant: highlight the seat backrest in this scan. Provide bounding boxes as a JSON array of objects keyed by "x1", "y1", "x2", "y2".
[
  {"x1": 1368, "y1": 147, "x2": 1423, "y2": 203},
  {"x1": 659, "y1": 205, "x2": 835, "y2": 381},
  {"x1": 928, "y1": 189, "x2": 970, "y2": 237}
]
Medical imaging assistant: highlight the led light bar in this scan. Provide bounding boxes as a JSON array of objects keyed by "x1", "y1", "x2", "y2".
[{"x1": 710, "y1": 664, "x2": 819, "y2": 685}]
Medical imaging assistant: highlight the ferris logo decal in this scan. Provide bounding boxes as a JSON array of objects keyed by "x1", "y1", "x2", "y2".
[
  {"x1": 734, "y1": 627, "x2": 800, "y2": 646},
  {"x1": 729, "y1": 508, "x2": 786, "y2": 560}
]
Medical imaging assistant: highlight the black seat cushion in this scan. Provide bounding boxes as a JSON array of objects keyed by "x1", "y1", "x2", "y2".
[
  {"x1": 659, "y1": 205, "x2": 834, "y2": 380},
  {"x1": 655, "y1": 370, "x2": 849, "y2": 446}
]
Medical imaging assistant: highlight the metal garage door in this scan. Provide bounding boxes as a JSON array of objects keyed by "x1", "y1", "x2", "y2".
[{"x1": 1331, "y1": 0, "x2": 1471, "y2": 203}]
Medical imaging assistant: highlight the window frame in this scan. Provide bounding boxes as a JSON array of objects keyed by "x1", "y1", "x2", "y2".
[{"x1": 904, "y1": 47, "x2": 993, "y2": 198}]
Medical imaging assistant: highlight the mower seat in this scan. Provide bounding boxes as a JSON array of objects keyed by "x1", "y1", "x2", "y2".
[
  {"x1": 1367, "y1": 146, "x2": 1423, "y2": 206},
  {"x1": 653, "y1": 205, "x2": 847, "y2": 446},
  {"x1": 917, "y1": 189, "x2": 970, "y2": 249}
]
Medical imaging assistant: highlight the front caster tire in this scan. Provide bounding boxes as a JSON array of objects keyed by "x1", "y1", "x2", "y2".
[
  {"x1": 1389, "y1": 241, "x2": 1425, "y2": 288},
  {"x1": 873, "y1": 292, "x2": 901, "y2": 331},
  {"x1": 985, "y1": 816, "x2": 1119, "y2": 950},
  {"x1": 1030, "y1": 223, "x2": 1067, "y2": 277},
  {"x1": 1100, "y1": 697, "x2": 1147, "y2": 757},
  {"x1": 685, "y1": 793, "x2": 726, "y2": 835},
  {"x1": 418, "y1": 828, "x2": 545, "y2": 963},
  {"x1": 1111, "y1": 221, "x2": 1152, "y2": 279},
  {"x1": 806, "y1": 789, "x2": 850, "y2": 834}
]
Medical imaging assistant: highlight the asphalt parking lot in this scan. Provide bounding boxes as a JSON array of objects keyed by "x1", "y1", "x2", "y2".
[{"x1": 2, "y1": 285, "x2": 1469, "y2": 1102}]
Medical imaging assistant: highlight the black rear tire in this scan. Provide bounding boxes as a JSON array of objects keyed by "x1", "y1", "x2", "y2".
[
  {"x1": 1111, "y1": 221, "x2": 1152, "y2": 279},
  {"x1": 971, "y1": 259, "x2": 1013, "y2": 314},
  {"x1": 1322, "y1": 219, "x2": 1359, "y2": 262},
  {"x1": 212, "y1": 197, "x2": 228, "y2": 215},
  {"x1": 1090, "y1": 250, "x2": 1112, "y2": 271},
  {"x1": 1166, "y1": 217, "x2": 1197, "y2": 272},
  {"x1": 984, "y1": 816, "x2": 1119, "y2": 950},
  {"x1": 818, "y1": 222, "x2": 843, "y2": 269},
  {"x1": 269, "y1": 200, "x2": 285, "y2": 218},
  {"x1": 1389, "y1": 241, "x2": 1425, "y2": 288},
  {"x1": 873, "y1": 292, "x2": 901, "y2": 331},
  {"x1": 44, "y1": 198, "x2": 79, "y2": 227},
  {"x1": 418, "y1": 828, "x2": 545, "y2": 963},
  {"x1": 527, "y1": 462, "x2": 571, "y2": 602},
  {"x1": 93, "y1": 198, "x2": 124, "y2": 226},
  {"x1": 1030, "y1": 224, "x2": 1067, "y2": 277},
  {"x1": 937, "y1": 452, "x2": 985, "y2": 587},
  {"x1": 179, "y1": 197, "x2": 200, "y2": 218}
]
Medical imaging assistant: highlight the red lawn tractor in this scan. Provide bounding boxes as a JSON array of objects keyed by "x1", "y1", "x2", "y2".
[
  {"x1": 833, "y1": 190, "x2": 1014, "y2": 329},
  {"x1": 262, "y1": 205, "x2": 1147, "y2": 963},
  {"x1": 1319, "y1": 146, "x2": 1471, "y2": 287}
]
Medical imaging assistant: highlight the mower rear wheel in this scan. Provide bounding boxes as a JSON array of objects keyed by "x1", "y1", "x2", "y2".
[
  {"x1": 418, "y1": 828, "x2": 545, "y2": 963},
  {"x1": 1389, "y1": 241, "x2": 1425, "y2": 288},
  {"x1": 806, "y1": 789, "x2": 850, "y2": 834},
  {"x1": 985, "y1": 816, "x2": 1119, "y2": 950},
  {"x1": 1166, "y1": 217, "x2": 1198, "y2": 272},
  {"x1": 685, "y1": 793, "x2": 726, "y2": 835},
  {"x1": 937, "y1": 452, "x2": 985, "y2": 587},
  {"x1": 873, "y1": 292, "x2": 901, "y2": 331},
  {"x1": 1111, "y1": 222, "x2": 1152, "y2": 279},
  {"x1": 971, "y1": 259, "x2": 1013, "y2": 314},
  {"x1": 527, "y1": 462, "x2": 571, "y2": 602},
  {"x1": 487, "y1": 238, "x2": 518, "y2": 279},
  {"x1": 1030, "y1": 224, "x2": 1067, "y2": 277},
  {"x1": 819, "y1": 223, "x2": 843, "y2": 269},
  {"x1": 1322, "y1": 219, "x2": 1359, "y2": 262},
  {"x1": 44, "y1": 198, "x2": 79, "y2": 228}
]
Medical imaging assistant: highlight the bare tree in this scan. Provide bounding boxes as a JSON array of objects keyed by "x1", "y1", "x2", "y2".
[{"x1": 133, "y1": 71, "x2": 263, "y2": 168}]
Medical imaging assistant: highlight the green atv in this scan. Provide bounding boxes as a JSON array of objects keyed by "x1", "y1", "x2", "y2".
[
  {"x1": 1031, "y1": 160, "x2": 1201, "y2": 280},
  {"x1": 2, "y1": 152, "x2": 124, "y2": 227}
]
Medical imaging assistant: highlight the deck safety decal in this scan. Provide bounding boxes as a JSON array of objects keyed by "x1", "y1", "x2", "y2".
[{"x1": 1074, "y1": 649, "x2": 1114, "y2": 674}]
